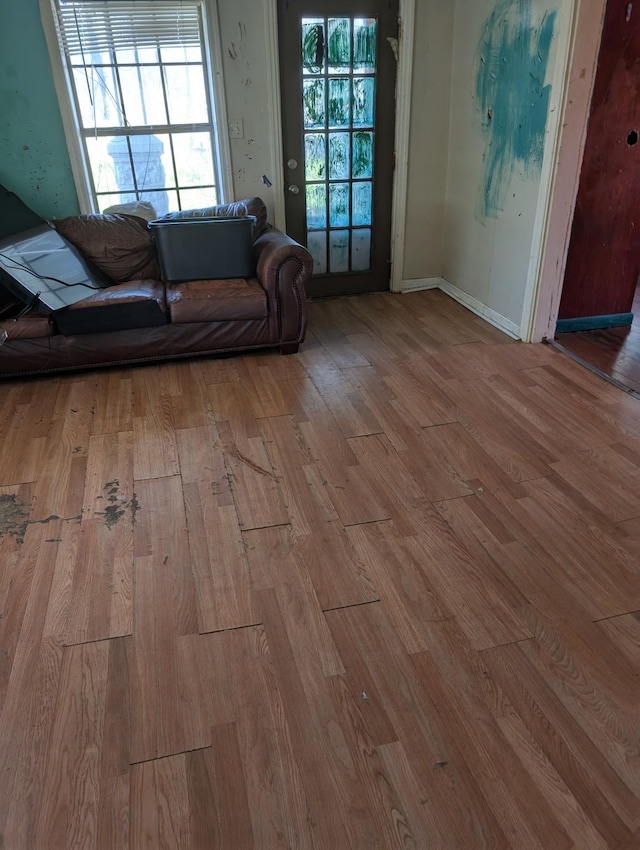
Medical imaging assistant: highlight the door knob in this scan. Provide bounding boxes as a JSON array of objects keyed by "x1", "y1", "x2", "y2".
[{"x1": 288, "y1": 184, "x2": 300, "y2": 195}]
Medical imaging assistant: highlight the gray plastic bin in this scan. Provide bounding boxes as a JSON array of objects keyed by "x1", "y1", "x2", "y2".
[{"x1": 148, "y1": 215, "x2": 256, "y2": 282}]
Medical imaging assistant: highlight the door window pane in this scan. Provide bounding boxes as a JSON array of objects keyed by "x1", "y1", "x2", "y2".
[
  {"x1": 352, "y1": 182, "x2": 373, "y2": 226},
  {"x1": 352, "y1": 132, "x2": 374, "y2": 178},
  {"x1": 302, "y1": 19, "x2": 325, "y2": 74},
  {"x1": 305, "y1": 134, "x2": 326, "y2": 180},
  {"x1": 328, "y1": 79, "x2": 350, "y2": 127},
  {"x1": 307, "y1": 230, "x2": 327, "y2": 274},
  {"x1": 328, "y1": 18, "x2": 350, "y2": 73},
  {"x1": 353, "y1": 78, "x2": 375, "y2": 127},
  {"x1": 330, "y1": 183, "x2": 350, "y2": 227},
  {"x1": 352, "y1": 228, "x2": 371, "y2": 271},
  {"x1": 330, "y1": 230, "x2": 350, "y2": 273},
  {"x1": 329, "y1": 133, "x2": 350, "y2": 179},
  {"x1": 303, "y1": 79, "x2": 326, "y2": 128},
  {"x1": 306, "y1": 184, "x2": 327, "y2": 229},
  {"x1": 354, "y1": 19, "x2": 377, "y2": 72}
]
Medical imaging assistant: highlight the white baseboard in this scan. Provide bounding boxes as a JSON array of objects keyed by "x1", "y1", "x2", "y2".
[
  {"x1": 399, "y1": 277, "x2": 521, "y2": 339},
  {"x1": 400, "y1": 277, "x2": 443, "y2": 293},
  {"x1": 437, "y1": 279, "x2": 521, "y2": 339}
]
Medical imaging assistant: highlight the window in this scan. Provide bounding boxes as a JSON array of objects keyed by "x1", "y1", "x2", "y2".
[{"x1": 46, "y1": 0, "x2": 228, "y2": 215}]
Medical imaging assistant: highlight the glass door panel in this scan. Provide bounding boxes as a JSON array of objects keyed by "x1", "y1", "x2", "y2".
[
  {"x1": 302, "y1": 16, "x2": 377, "y2": 277},
  {"x1": 279, "y1": 0, "x2": 398, "y2": 297}
]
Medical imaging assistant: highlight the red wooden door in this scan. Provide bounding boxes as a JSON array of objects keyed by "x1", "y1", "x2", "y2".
[{"x1": 559, "y1": 0, "x2": 640, "y2": 321}]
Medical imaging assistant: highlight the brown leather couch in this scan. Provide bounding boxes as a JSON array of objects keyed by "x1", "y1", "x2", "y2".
[{"x1": 0, "y1": 197, "x2": 312, "y2": 378}]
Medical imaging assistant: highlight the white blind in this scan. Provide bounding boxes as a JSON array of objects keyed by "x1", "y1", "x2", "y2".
[{"x1": 54, "y1": 0, "x2": 202, "y2": 57}]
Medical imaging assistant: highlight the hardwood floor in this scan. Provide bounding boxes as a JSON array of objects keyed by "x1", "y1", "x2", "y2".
[
  {"x1": 0, "y1": 289, "x2": 638, "y2": 848},
  {"x1": 555, "y1": 285, "x2": 640, "y2": 395}
]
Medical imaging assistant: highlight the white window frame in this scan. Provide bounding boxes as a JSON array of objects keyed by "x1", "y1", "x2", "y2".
[{"x1": 38, "y1": 0, "x2": 233, "y2": 214}]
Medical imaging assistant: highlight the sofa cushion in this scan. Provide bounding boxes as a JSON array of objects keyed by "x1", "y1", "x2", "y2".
[
  {"x1": 167, "y1": 278, "x2": 267, "y2": 323},
  {"x1": 161, "y1": 197, "x2": 269, "y2": 238},
  {"x1": 55, "y1": 279, "x2": 167, "y2": 335},
  {"x1": 53, "y1": 214, "x2": 161, "y2": 282}
]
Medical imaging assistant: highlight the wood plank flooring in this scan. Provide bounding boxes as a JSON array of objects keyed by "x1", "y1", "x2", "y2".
[
  {"x1": 555, "y1": 284, "x2": 640, "y2": 395},
  {"x1": 0, "y1": 289, "x2": 638, "y2": 848}
]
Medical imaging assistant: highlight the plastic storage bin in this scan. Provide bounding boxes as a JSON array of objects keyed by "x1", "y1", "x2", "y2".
[{"x1": 148, "y1": 216, "x2": 256, "y2": 282}]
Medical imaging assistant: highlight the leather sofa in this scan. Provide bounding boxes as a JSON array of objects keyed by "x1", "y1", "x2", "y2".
[{"x1": 0, "y1": 197, "x2": 312, "y2": 378}]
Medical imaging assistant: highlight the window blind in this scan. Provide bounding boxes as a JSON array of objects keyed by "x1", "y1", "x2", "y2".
[{"x1": 54, "y1": 0, "x2": 202, "y2": 57}]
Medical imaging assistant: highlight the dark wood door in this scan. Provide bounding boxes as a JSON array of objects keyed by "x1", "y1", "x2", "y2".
[
  {"x1": 278, "y1": 0, "x2": 398, "y2": 298},
  {"x1": 559, "y1": 0, "x2": 640, "y2": 321}
]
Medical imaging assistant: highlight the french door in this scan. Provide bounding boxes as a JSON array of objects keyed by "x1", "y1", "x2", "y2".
[{"x1": 278, "y1": 0, "x2": 399, "y2": 297}]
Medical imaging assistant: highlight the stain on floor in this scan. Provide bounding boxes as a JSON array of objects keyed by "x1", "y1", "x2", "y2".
[
  {"x1": 95, "y1": 480, "x2": 140, "y2": 529},
  {"x1": 0, "y1": 494, "x2": 30, "y2": 545}
]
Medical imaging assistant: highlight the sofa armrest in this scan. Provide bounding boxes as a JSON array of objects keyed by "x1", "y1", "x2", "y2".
[{"x1": 253, "y1": 228, "x2": 312, "y2": 345}]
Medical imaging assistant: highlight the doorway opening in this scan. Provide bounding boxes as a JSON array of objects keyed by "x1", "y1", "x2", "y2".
[{"x1": 554, "y1": 284, "x2": 640, "y2": 396}]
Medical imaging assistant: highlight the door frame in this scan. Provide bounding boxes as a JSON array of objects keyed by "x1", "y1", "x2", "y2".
[
  {"x1": 265, "y1": 0, "x2": 416, "y2": 279},
  {"x1": 524, "y1": 0, "x2": 608, "y2": 342}
]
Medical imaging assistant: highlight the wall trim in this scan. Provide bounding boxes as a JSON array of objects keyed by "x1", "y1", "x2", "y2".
[
  {"x1": 555, "y1": 312, "x2": 633, "y2": 333},
  {"x1": 401, "y1": 277, "x2": 442, "y2": 293},
  {"x1": 520, "y1": 0, "x2": 579, "y2": 342},
  {"x1": 390, "y1": 0, "x2": 417, "y2": 293},
  {"x1": 437, "y1": 279, "x2": 521, "y2": 339},
  {"x1": 204, "y1": 0, "x2": 233, "y2": 204}
]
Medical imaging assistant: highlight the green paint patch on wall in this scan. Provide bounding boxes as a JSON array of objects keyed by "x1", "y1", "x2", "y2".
[
  {"x1": 476, "y1": 0, "x2": 557, "y2": 219},
  {"x1": 0, "y1": 0, "x2": 80, "y2": 218}
]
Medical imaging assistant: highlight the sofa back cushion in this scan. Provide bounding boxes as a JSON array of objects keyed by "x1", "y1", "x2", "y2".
[
  {"x1": 160, "y1": 197, "x2": 269, "y2": 239},
  {"x1": 53, "y1": 213, "x2": 161, "y2": 283}
]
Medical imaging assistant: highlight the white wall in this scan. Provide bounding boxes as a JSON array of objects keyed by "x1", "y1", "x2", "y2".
[
  {"x1": 402, "y1": 0, "x2": 455, "y2": 282},
  {"x1": 216, "y1": 0, "x2": 284, "y2": 228},
  {"x1": 442, "y1": 0, "x2": 562, "y2": 335}
]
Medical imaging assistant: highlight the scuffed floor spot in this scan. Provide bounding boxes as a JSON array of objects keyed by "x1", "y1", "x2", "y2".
[
  {"x1": 95, "y1": 480, "x2": 141, "y2": 529},
  {"x1": 0, "y1": 494, "x2": 30, "y2": 545}
]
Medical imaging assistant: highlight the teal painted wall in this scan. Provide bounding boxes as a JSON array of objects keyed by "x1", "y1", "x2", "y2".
[
  {"x1": 0, "y1": 0, "x2": 80, "y2": 218},
  {"x1": 476, "y1": 0, "x2": 557, "y2": 219}
]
